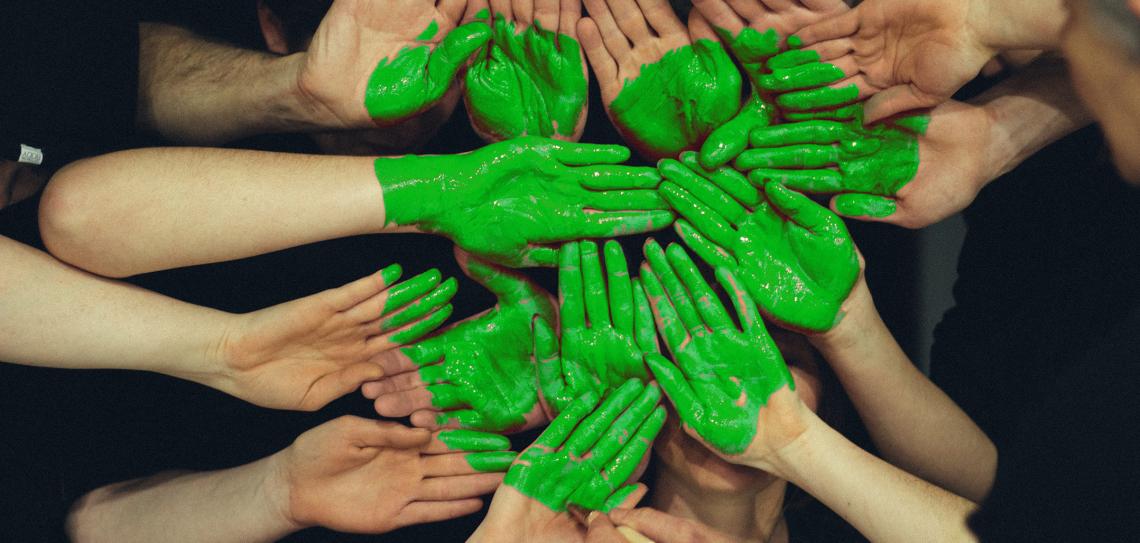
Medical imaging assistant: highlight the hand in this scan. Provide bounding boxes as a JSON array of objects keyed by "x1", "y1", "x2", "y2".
[
  {"x1": 794, "y1": 0, "x2": 995, "y2": 123},
  {"x1": 296, "y1": 0, "x2": 491, "y2": 127},
  {"x1": 639, "y1": 239, "x2": 795, "y2": 459},
  {"x1": 535, "y1": 240, "x2": 658, "y2": 417},
  {"x1": 365, "y1": 249, "x2": 556, "y2": 433},
  {"x1": 216, "y1": 265, "x2": 455, "y2": 411},
  {"x1": 578, "y1": 0, "x2": 743, "y2": 161},
  {"x1": 270, "y1": 416, "x2": 512, "y2": 534},
  {"x1": 464, "y1": 0, "x2": 589, "y2": 141},
  {"x1": 471, "y1": 384, "x2": 665, "y2": 542},
  {"x1": 378, "y1": 137, "x2": 674, "y2": 267},
  {"x1": 591, "y1": 507, "x2": 748, "y2": 543},
  {"x1": 659, "y1": 160, "x2": 859, "y2": 332}
]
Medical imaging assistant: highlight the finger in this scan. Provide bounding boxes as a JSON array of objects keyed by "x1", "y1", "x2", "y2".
[
  {"x1": 416, "y1": 473, "x2": 506, "y2": 501},
  {"x1": 733, "y1": 145, "x2": 839, "y2": 170},
  {"x1": 464, "y1": 0, "x2": 492, "y2": 22},
  {"x1": 379, "y1": 276, "x2": 456, "y2": 330},
  {"x1": 581, "y1": 240, "x2": 612, "y2": 328},
  {"x1": 644, "y1": 354, "x2": 705, "y2": 430},
  {"x1": 395, "y1": 499, "x2": 486, "y2": 529},
  {"x1": 685, "y1": 8, "x2": 718, "y2": 42},
  {"x1": 491, "y1": 0, "x2": 514, "y2": 20},
  {"x1": 514, "y1": 0, "x2": 535, "y2": 23},
  {"x1": 678, "y1": 151, "x2": 760, "y2": 209},
  {"x1": 327, "y1": 264, "x2": 401, "y2": 312},
  {"x1": 747, "y1": 120, "x2": 853, "y2": 147},
  {"x1": 347, "y1": 418, "x2": 433, "y2": 449},
  {"x1": 638, "y1": 261, "x2": 687, "y2": 350},
  {"x1": 665, "y1": 244, "x2": 733, "y2": 330},
  {"x1": 606, "y1": 0, "x2": 653, "y2": 42},
  {"x1": 608, "y1": 507, "x2": 707, "y2": 542},
  {"x1": 644, "y1": 238, "x2": 705, "y2": 336},
  {"x1": 578, "y1": 18, "x2": 621, "y2": 98},
  {"x1": 560, "y1": 242, "x2": 587, "y2": 330},
  {"x1": 534, "y1": 315, "x2": 571, "y2": 415},
  {"x1": 559, "y1": 0, "x2": 581, "y2": 37},
  {"x1": 604, "y1": 240, "x2": 634, "y2": 336},
  {"x1": 375, "y1": 386, "x2": 439, "y2": 416},
  {"x1": 566, "y1": 379, "x2": 644, "y2": 456},
  {"x1": 423, "y1": 451, "x2": 500, "y2": 476},
  {"x1": 551, "y1": 141, "x2": 632, "y2": 165},
  {"x1": 659, "y1": 158, "x2": 748, "y2": 225},
  {"x1": 831, "y1": 192, "x2": 898, "y2": 220},
  {"x1": 582, "y1": 382, "x2": 662, "y2": 467},
  {"x1": 765, "y1": 48, "x2": 822, "y2": 71},
  {"x1": 571, "y1": 210, "x2": 675, "y2": 239},
  {"x1": 401, "y1": 336, "x2": 447, "y2": 367},
  {"x1": 863, "y1": 84, "x2": 945, "y2": 125},
  {"x1": 582, "y1": 0, "x2": 633, "y2": 61},
  {"x1": 764, "y1": 181, "x2": 844, "y2": 233},
  {"x1": 521, "y1": 245, "x2": 561, "y2": 267},
  {"x1": 535, "y1": 391, "x2": 602, "y2": 449},
  {"x1": 438, "y1": 0, "x2": 468, "y2": 24},
  {"x1": 776, "y1": 84, "x2": 859, "y2": 112},
  {"x1": 784, "y1": 103, "x2": 862, "y2": 122},
  {"x1": 577, "y1": 165, "x2": 663, "y2": 190},
  {"x1": 300, "y1": 362, "x2": 387, "y2": 410},
  {"x1": 430, "y1": 429, "x2": 512, "y2": 453},
  {"x1": 631, "y1": 278, "x2": 659, "y2": 354},
  {"x1": 601, "y1": 482, "x2": 647, "y2": 512},
  {"x1": 600, "y1": 405, "x2": 665, "y2": 486},
  {"x1": 414, "y1": 408, "x2": 480, "y2": 430},
  {"x1": 585, "y1": 510, "x2": 624, "y2": 542},
  {"x1": 383, "y1": 303, "x2": 455, "y2": 346},
  {"x1": 363, "y1": 367, "x2": 423, "y2": 398},
  {"x1": 658, "y1": 182, "x2": 736, "y2": 249},
  {"x1": 747, "y1": 168, "x2": 843, "y2": 193},
  {"x1": 426, "y1": 22, "x2": 494, "y2": 86},
  {"x1": 673, "y1": 219, "x2": 735, "y2": 271},
  {"x1": 580, "y1": 189, "x2": 669, "y2": 212},
  {"x1": 634, "y1": 0, "x2": 685, "y2": 37},
  {"x1": 459, "y1": 250, "x2": 543, "y2": 305},
  {"x1": 379, "y1": 269, "x2": 444, "y2": 317},
  {"x1": 690, "y1": 0, "x2": 746, "y2": 35},
  {"x1": 728, "y1": 0, "x2": 768, "y2": 20},
  {"x1": 697, "y1": 97, "x2": 773, "y2": 170},
  {"x1": 793, "y1": 7, "x2": 859, "y2": 46},
  {"x1": 714, "y1": 267, "x2": 761, "y2": 332}
]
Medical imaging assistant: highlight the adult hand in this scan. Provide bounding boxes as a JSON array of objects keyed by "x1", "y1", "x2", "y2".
[
  {"x1": 794, "y1": 0, "x2": 995, "y2": 123},
  {"x1": 217, "y1": 265, "x2": 455, "y2": 411},
  {"x1": 639, "y1": 240, "x2": 796, "y2": 459},
  {"x1": 271, "y1": 416, "x2": 512, "y2": 534},
  {"x1": 470, "y1": 383, "x2": 665, "y2": 541},
  {"x1": 365, "y1": 249, "x2": 556, "y2": 433},
  {"x1": 591, "y1": 507, "x2": 747, "y2": 543},
  {"x1": 579, "y1": 0, "x2": 743, "y2": 161},
  {"x1": 659, "y1": 159, "x2": 859, "y2": 332},
  {"x1": 464, "y1": 0, "x2": 589, "y2": 141},
  {"x1": 535, "y1": 240, "x2": 658, "y2": 417},
  {"x1": 378, "y1": 137, "x2": 674, "y2": 268},
  {"x1": 296, "y1": 0, "x2": 491, "y2": 127}
]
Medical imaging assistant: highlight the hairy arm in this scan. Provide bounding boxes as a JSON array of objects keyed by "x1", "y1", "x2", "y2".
[{"x1": 137, "y1": 23, "x2": 326, "y2": 145}]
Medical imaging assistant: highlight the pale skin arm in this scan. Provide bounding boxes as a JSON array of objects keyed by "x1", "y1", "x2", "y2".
[{"x1": 810, "y1": 276, "x2": 996, "y2": 502}]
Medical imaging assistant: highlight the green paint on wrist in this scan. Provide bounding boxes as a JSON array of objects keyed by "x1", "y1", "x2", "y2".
[
  {"x1": 609, "y1": 40, "x2": 743, "y2": 160},
  {"x1": 833, "y1": 193, "x2": 897, "y2": 218},
  {"x1": 464, "y1": 14, "x2": 587, "y2": 140}
]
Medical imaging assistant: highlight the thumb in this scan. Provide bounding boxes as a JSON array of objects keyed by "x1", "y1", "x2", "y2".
[
  {"x1": 297, "y1": 362, "x2": 385, "y2": 411},
  {"x1": 863, "y1": 84, "x2": 944, "y2": 125},
  {"x1": 426, "y1": 22, "x2": 492, "y2": 86}
]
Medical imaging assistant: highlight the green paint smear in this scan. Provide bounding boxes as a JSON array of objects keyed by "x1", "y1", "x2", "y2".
[
  {"x1": 437, "y1": 429, "x2": 511, "y2": 452},
  {"x1": 464, "y1": 14, "x2": 587, "y2": 139},
  {"x1": 364, "y1": 21, "x2": 491, "y2": 123},
  {"x1": 376, "y1": 137, "x2": 672, "y2": 268},
  {"x1": 465, "y1": 451, "x2": 517, "y2": 472},
  {"x1": 715, "y1": 26, "x2": 779, "y2": 86},
  {"x1": 698, "y1": 91, "x2": 775, "y2": 170},
  {"x1": 608, "y1": 40, "x2": 742, "y2": 160},
  {"x1": 833, "y1": 193, "x2": 897, "y2": 218}
]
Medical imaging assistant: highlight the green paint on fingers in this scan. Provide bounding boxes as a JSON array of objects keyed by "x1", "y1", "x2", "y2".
[
  {"x1": 381, "y1": 269, "x2": 442, "y2": 316},
  {"x1": 465, "y1": 451, "x2": 517, "y2": 472},
  {"x1": 438, "y1": 429, "x2": 511, "y2": 451},
  {"x1": 416, "y1": 20, "x2": 439, "y2": 41},
  {"x1": 833, "y1": 193, "x2": 897, "y2": 218},
  {"x1": 609, "y1": 40, "x2": 743, "y2": 160}
]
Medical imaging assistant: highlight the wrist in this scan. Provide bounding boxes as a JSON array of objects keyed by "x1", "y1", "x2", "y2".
[
  {"x1": 374, "y1": 153, "x2": 457, "y2": 229},
  {"x1": 809, "y1": 275, "x2": 878, "y2": 352},
  {"x1": 260, "y1": 449, "x2": 307, "y2": 536}
]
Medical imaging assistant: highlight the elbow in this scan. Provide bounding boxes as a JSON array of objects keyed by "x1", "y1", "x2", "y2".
[{"x1": 39, "y1": 158, "x2": 132, "y2": 278}]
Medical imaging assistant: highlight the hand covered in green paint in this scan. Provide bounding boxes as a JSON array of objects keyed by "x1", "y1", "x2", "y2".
[
  {"x1": 364, "y1": 249, "x2": 556, "y2": 433},
  {"x1": 578, "y1": 0, "x2": 742, "y2": 161},
  {"x1": 464, "y1": 3, "x2": 589, "y2": 141},
  {"x1": 270, "y1": 417, "x2": 508, "y2": 534},
  {"x1": 470, "y1": 383, "x2": 665, "y2": 541},
  {"x1": 535, "y1": 240, "x2": 658, "y2": 418},
  {"x1": 755, "y1": 45, "x2": 861, "y2": 115},
  {"x1": 296, "y1": 0, "x2": 491, "y2": 127},
  {"x1": 378, "y1": 137, "x2": 674, "y2": 268},
  {"x1": 640, "y1": 240, "x2": 795, "y2": 459},
  {"x1": 697, "y1": 91, "x2": 776, "y2": 169},
  {"x1": 659, "y1": 160, "x2": 859, "y2": 332},
  {"x1": 219, "y1": 264, "x2": 455, "y2": 411}
]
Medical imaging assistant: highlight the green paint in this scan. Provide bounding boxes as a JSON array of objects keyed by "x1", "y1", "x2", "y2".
[
  {"x1": 600, "y1": 484, "x2": 639, "y2": 513},
  {"x1": 786, "y1": 35, "x2": 803, "y2": 49},
  {"x1": 380, "y1": 269, "x2": 442, "y2": 316},
  {"x1": 738, "y1": 105, "x2": 928, "y2": 198},
  {"x1": 373, "y1": 269, "x2": 455, "y2": 345},
  {"x1": 784, "y1": 104, "x2": 861, "y2": 122},
  {"x1": 379, "y1": 277, "x2": 457, "y2": 330},
  {"x1": 833, "y1": 193, "x2": 897, "y2": 218},
  {"x1": 659, "y1": 162, "x2": 859, "y2": 332},
  {"x1": 416, "y1": 20, "x2": 440, "y2": 41},
  {"x1": 402, "y1": 256, "x2": 556, "y2": 432},
  {"x1": 388, "y1": 305, "x2": 453, "y2": 345},
  {"x1": 776, "y1": 84, "x2": 859, "y2": 111},
  {"x1": 504, "y1": 382, "x2": 666, "y2": 512},
  {"x1": 608, "y1": 40, "x2": 743, "y2": 160},
  {"x1": 536, "y1": 241, "x2": 658, "y2": 416},
  {"x1": 465, "y1": 451, "x2": 517, "y2": 472},
  {"x1": 714, "y1": 26, "x2": 779, "y2": 86},
  {"x1": 438, "y1": 429, "x2": 511, "y2": 451},
  {"x1": 464, "y1": 14, "x2": 587, "y2": 140},
  {"x1": 639, "y1": 241, "x2": 794, "y2": 455},
  {"x1": 376, "y1": 137, "x2": 673, "y2": 268},
  {"x1": 364, "y1": 21, "x2": 491, "y2": 123},
  {"x1": 698, "y1": 92, "x2": 775, "y2": 170},
  {"x1": 379, "y1": 264, "x2": 403, "y2": 287}
]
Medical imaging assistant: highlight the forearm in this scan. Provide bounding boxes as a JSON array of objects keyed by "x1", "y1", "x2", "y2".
[
  {"x1": 974, "y1": 56, "x2": 1092, "y2": 180},
  {"x1": 67, "y1": 455, "x2": 296, "y2": 543},
  {"x1": 39, "y1": 147, "x2": 389, "y2": 277},
  {"x1": 969, "y1": 0, "x2": 1067, "y2": 51},
  {"x1": 137, "y1": 23, "x2": 326, "y2": 144},
  {"x1": 811, "y1": 280, "x2": 996, "y2": 502},
  {"x1": 769, "y1": 411, "x2": 979, "y2": 543},
  {"x1": 0, "y1": 235, "x2": 229, "y2": 382}
]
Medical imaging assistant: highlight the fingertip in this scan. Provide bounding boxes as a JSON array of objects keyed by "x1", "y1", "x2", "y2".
[{"x1": 380, "y1": 263, "x2": 403, "y2": 286}]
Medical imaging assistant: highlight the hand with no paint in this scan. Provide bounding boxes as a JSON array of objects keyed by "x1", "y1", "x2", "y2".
[
  {"x1": 578, "y1": 0, "x2": 743, "y2": 161},
  {"x1": 535, "y1": 240, "x2": 659, "y2": 418},
  {"x1": 364, "y1": 249, "x2": 555, "y2": 433},
  {"x1": 463, "y1": 0, "x2": 589, "y2": 141},
  {"x1": 377, "y1": 137, "x2": 674, "y2": 268},
  {"x1": 295, "y1": 0, "x2": 491, "y2": 127},
  {"x1": 217, "y1": 264, "x2": 455, "y2": 411}
]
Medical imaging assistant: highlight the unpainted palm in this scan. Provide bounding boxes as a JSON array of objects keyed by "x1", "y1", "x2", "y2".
[
  {"x1": 297, "y1": 0, "x2": 490, "y2": 127},
  {"x1": 579, "y1": 0, "x2": 743, "y2": 160},
  {"x1": 219, "y1": 265, "x2": 455, "y2": 411},
  {"x1": 378, "y1": 137, "x2": 674, "y2": 268},
  {"x1": 277, "y1": 416, "x2": 508, "y2": 534}
]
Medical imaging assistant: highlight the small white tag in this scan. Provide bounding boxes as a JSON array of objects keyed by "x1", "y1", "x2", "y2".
[{"x1": 18, "y1": 144, "x2": 44, "y2": 165}]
